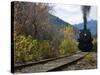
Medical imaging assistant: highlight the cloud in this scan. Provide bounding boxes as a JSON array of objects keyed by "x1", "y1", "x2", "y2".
[
  {"x1": 89, "y1": 6, "x2": 97, "y2": 21},
  {"x1": 50, "y1": 4, "x2": 97, "y2": 25}
]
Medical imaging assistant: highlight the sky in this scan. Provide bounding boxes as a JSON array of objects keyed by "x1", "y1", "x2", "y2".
[{"x1": 50, "y1": 4, "x2": 97, "y2": 25}]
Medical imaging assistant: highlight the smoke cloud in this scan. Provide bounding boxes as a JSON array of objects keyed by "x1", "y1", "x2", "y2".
[{"x1": 81, "y1": 6, "x2": 91, "y2": 17}]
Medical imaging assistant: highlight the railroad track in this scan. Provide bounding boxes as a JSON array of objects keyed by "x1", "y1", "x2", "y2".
[{"x1": 15, "y1": 52, "x2": 88, "y2": 73}]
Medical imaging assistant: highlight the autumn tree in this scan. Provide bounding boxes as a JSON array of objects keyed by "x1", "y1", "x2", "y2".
[{"x1": 14, "y1": 2, "x2": 51, "y2": 39}]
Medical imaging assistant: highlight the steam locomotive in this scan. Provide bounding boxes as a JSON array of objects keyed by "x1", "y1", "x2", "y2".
[
  {"x1": 78, "y1": 6, "x2": 93, "y2": 52},
  {"x1": 78, "y1": 29, "x2": 93, "y2": 52}
]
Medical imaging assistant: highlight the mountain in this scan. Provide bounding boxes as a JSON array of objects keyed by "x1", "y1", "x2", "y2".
[
  {"x1": 49, "y1": 14, "x2": 70, "y2": 28},
  {"x1": 74, "y1": 20, "x2": 97, "y2": 36}
]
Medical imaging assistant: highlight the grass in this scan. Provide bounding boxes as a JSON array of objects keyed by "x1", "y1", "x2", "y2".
[{"x1": 83, "y1": 52, "x2": 97, "y2": 66}]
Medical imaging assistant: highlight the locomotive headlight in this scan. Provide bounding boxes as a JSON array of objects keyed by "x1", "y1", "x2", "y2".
[{"x1": 84, "y1": 33, "x2": 87, "y2": 36}]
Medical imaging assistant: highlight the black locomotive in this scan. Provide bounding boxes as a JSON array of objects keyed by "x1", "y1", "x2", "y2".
[
  {"x1": 78, "y1": 6, "x2": 93, "y2": 52},
  {"x1": 78, "y1": 29, "x2": 93, "y2": 52}
]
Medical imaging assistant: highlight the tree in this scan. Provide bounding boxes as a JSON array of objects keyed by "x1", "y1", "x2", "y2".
[
  {"x1": 14, "y1": 2, "x2": 63, "y2": 51},
  {"x1": 14, "y1": 2, "x2": 51, "y2": 39}
]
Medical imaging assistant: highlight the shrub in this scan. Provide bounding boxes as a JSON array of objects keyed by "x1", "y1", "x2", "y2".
[
  {"x1": 59, "y1": 26, "x2": 79, "y2": 56},
  {"x1": 92, "y1": 40, "x2": 97, "y2": 52},
  {"x1": 14, "y1": 35, "x2": 55, "y2": 64},
  {"x1": 14, "y1": 35, "x2": 40, "y2": 63},
  {"x1": 59, "y1": 39, "x2": 78, "y2": 56},
  {"x1": 39, "y1": 40, "x2": 56, "y2": 59}
]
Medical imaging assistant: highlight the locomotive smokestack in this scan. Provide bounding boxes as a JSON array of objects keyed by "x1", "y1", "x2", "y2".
[{"x1": 81, "y1": 6, "x2": 91, "y2": 30}]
